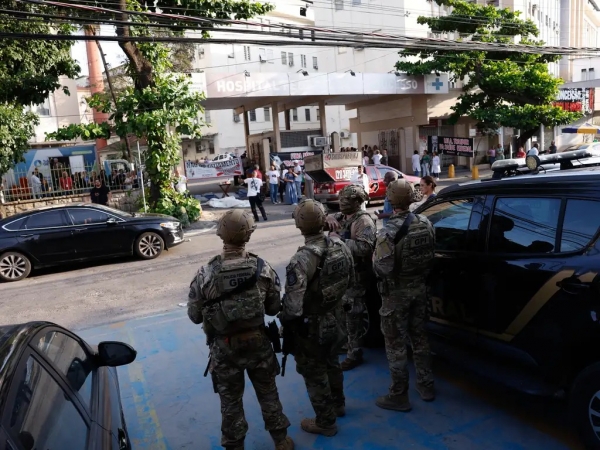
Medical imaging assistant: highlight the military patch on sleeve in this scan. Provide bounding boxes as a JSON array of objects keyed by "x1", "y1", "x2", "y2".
[{"x1": 286, "y1": 270, "x2": 298, "y2": 287}]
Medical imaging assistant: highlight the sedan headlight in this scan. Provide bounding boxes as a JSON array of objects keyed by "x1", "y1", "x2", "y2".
[{"x1": 160, "y1": 221, "x2": 180, "y2": 230}]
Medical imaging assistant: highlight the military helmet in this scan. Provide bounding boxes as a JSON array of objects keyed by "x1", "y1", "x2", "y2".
[
  {"x1": 293, "y1": 199, "x2": 327, "y2": 234},
  {"x1": 216, "y1": 209, "x2": 257, "y2": 245},
  {"x1": 386, "y1": 179, "x2": 415, "y2": 208},
  {"x1": 339, "y1": 184, "x2": 368, "y2": 214}
]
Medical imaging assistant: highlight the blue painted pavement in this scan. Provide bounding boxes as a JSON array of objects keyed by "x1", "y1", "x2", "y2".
[{"x1": 80, "y1": 310, "x2": 575, "y2": 450}]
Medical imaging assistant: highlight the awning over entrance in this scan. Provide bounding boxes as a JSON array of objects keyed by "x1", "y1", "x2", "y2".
[{"x1": 191, "y1": 72, "x2": 450, "y2": 112}]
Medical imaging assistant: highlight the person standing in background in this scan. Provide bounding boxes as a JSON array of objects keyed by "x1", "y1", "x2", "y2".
[
  {"x1": 372, "y1": 150, "x2": 382, "y2": 165},
  {"x1": 420, "y1": 151, "x2": 431, "y2": 177},
  {"x1": 488, "y1": 147, "x2": 496, "y2": 167},
  {"x1": 174, "y1": 168, "x2": 187, "y2": 195},
  {"x1": 293, "y1": 161, "x2": 303, "y2": 200},
  {"x1": 30, "y1": 171, "x2": 42, "y2": 199},
  {"x1": 412, "y1": 150, "x2": 421, "y2": 177},
  {"x1": 431, "y1": 152, "x2": 441, "y2": 181},
  {"x1": 266, "y1": 164, "x2": 280, "y2": 204},
  {"x1": 284, "y1": 166, "x2": 298, "y2": 205},
  {"x1": 244, "y1": 170, "x2": 268, "y2": 221},
  {"x1": 380, "y1": 149, "x2": 389, "y2": 166},
  {"x1": 495, "y1": 144, "x2": 505, "y2": 161},
  {"x1": 549, "y1": 140, "x2": 557, "y2": 154}
]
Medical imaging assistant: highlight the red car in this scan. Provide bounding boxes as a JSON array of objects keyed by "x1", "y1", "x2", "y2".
[{"x1": 312, "y1": 164, "x2": 422, "y2": 205}]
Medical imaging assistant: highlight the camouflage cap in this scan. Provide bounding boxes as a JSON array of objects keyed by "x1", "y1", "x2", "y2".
[
  {"x1": 216, "y1": 209, "x2": 257, "y2": 245},
  {"x1": 386, "y1": 179, "x2": 415, "y2": 208},
  {"x1": 293, "y1": 199, "x2": 327, "y2": 234},
  {"x1": 339, "y1": 184, "x2": 368, "y2": 214}
]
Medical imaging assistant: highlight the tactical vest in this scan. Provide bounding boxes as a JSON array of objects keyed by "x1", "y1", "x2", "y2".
[
  {"x1": 199, "y1": 253, "x2": 265, "y2": 334},
  {"x1": 390, "y1": 214, "x2": 434, "y2": 278},
  {"x1": 302, "y1": 237, "x2": 351, "y2": 315}
]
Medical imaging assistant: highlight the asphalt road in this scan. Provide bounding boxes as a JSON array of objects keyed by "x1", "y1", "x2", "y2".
[{"x1": 0, "y1": 204, "x2": 303, "y2": 330}]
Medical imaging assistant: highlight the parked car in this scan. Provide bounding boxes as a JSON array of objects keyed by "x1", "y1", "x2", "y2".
[
  {"x1": 313, "y1": 164, "x2": 421, "y2": 205},
  {"x1": 0, "y1": 321, "x2": 136, "y2": 450},
  {"x1": 411, "y1": 154, "x2": 600, "y2": 448},
  {"x1": 0, "y1": 204, "x2": 185, "y2": 282},
  {"x1": 212, "y1": 153, "x2": 235, "y2": 162}
]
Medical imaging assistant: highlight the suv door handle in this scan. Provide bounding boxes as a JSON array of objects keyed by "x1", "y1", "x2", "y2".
[
  {"x1": 19, "y1": 234, "x2": 33, "y2": 238},
  {"x1": 557, "y1": 278, "x2": 590, "y2": 294}
]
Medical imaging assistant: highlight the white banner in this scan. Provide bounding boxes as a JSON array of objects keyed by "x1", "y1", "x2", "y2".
[{"x1": 184, "y1": 158, "x2": 244, "y2": 180}]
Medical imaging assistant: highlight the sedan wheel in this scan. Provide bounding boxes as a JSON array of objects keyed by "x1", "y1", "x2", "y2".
[
  {"x1": 0, "y1": 252, "x2": 32, "y2": 282},
  {"x1": 135, "y1": 232, "x2": 164, "y2": 260}
]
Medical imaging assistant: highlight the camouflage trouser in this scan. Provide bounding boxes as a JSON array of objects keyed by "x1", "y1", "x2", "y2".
[
  {"x1": 295, "y1": 336, "x2": 345, "y2": 427},
  {"x1": 343, "y1": 291, "x2": 366, "y2": 360},
  {"x1": 211, "y1": 330, "x2": 290, "y2": 447},
  {"x1": 380, "y1": 294, "x2": 433, "y2": 396}
]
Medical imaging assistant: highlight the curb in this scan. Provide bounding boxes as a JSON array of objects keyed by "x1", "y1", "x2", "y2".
[{"x1": 184, "y1": 225, "x2": 217, "y2": 237}]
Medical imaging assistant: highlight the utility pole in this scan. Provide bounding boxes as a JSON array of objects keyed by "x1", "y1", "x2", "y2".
[
  {"x1": 96, "y1": 40, "x2": 133, "y2": 162},
  {"x1": 84, "y1": 26, "x2": 109, "y2": 165}
]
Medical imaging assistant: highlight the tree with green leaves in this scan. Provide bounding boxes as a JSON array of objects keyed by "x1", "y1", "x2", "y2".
[
  {"x1": 0, "y1": 6, "x2": 79, "y2": 175},
  {"x1": 45, "y1": 0, "x2": 272, "y2": 224},
  {"x1": 397, "y1": 0, "x2": 581, "y2": 146}
]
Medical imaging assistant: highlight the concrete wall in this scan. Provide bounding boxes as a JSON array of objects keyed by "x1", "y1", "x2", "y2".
[{"x1": 0, "y1": 189, "x2": 142, "y2": 219}]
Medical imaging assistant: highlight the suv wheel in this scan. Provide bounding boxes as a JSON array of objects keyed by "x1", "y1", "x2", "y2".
[
  {"x1": 0, "y1": 252, "x2": 32, "y2": 282},
  {"x1": 569, "y1": 362, "x2": 600, "y2": 448}
]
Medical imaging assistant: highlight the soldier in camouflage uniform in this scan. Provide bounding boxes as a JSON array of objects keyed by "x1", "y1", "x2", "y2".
[
  {"x1": 373, "y1": 179, "x2": 436, "y2": 412},
  {"x1": 282, "y1": 199, "x2": 354, "y2": 437},
  {"x1": 187, "y1": 209, "x2": 293, "y2": 450},
  {"x1": 324, "y1": 184, "x2": 376, "y2": 371}
]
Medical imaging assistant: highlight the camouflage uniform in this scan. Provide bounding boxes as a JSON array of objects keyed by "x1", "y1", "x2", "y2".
[
  {"x1": 282, "y1": 199, "x2": 354, "y2": 437},
  {"x1": 188, "y1": 210, "x2": 292, "y2": 450},
  {"x1": 326, "y1": 185, "x2": 376, "y2": 367},
  {"x1": 373, "y1": 179, "x2": 436, "y2": 411}
]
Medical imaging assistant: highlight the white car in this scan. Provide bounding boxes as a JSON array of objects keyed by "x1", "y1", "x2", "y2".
[{"x1": 212, "y1": 153, "x2": 235, "y2": 162}]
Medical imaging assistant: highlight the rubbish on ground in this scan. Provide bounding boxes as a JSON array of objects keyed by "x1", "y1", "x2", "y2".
[{"x1": 207, "y1": 197, "x2": 250, "y2": 208}]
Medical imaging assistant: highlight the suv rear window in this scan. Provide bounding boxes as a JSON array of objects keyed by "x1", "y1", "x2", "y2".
[
  {"x1": 560, "y1": 199, "x2": 600, "y2": 252},
  {"x1": 488, "y1": 197, "x2": 561, "y2": 254}
]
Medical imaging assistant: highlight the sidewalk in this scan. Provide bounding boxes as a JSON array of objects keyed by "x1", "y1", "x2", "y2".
[{"x1": 435, "y1": 167, "x2": 492, "y2": 189}]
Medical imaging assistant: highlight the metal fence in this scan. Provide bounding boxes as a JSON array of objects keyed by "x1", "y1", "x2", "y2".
[{"x1": 0, "y1": 163, "x2": 141, "y2": 203}]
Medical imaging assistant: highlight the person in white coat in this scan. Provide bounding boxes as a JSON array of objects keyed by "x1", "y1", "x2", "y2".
[
  {"x1": 431, "y1": 152, "x2": 441, "y2": 181},
  {"x1": 411, "y1": 150, "x2": 421, "y2": 177}
]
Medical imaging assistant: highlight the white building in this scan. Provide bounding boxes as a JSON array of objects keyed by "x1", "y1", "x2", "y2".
[{"x1": 189, "y1": 0, "x2": 346, "y2": 160}]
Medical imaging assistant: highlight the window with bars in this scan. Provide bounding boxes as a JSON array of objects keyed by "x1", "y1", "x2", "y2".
[
  {"x1": 205, "y1": 110, "x2": 211, "y2": 124},
  {"x1": 264, "y1": 107, "x2": 271, "y2": 122},
  {"x1": 288, "y1": 53, "x2": 294, "y2": 66},
  {"x1": 316, "y1": 108, "x2": 321, "y2": 121},
  {"x1": 301, "y1": 55, "x2": 307, "y2": 68},
  {"x1": 292, "y1": 108, "x2": 298, "y2": 121},
  {"x1": 249, "y1": 110, "x2": 257, "y2": 121},
  {"x1": 590, "y1": 68, "x2": 595, "y2": 80},
  {"x1": 305, "y1": 108, "x2": 311, "y2": 121},
  {"x1": 313, "y1": 56, "x2": 318, "y2": 69},
  {"x1": 334, "y1": 0, "x2": 343, "y2": 10},
  {"x1": 244, "y1": 46, "x2": 251, "y2": 61},
  {"x1": 281, "y1": 51, "x2": 287, "y2": 65}
]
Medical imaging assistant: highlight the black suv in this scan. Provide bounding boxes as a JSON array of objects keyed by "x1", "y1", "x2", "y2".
[{"x1": 412, "y1": 151, "x2": 600, "y2": 448}]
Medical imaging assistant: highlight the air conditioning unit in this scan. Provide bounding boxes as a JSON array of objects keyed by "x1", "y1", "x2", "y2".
[
  {"x1": 311, "y1": 137, "x2": 327, "y2": 147},
  {"x1": 340, "y1": 131, "x2": 350, "y2": 139}
]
